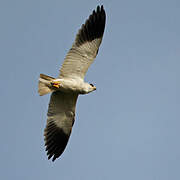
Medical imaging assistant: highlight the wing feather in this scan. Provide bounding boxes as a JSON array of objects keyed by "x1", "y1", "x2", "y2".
[
  {"x1": 59, "y1": 5, "x2": 106, "y2": 80},
  {"x1": 44, "y1": 91, "x2": 78, "y2": 161}
]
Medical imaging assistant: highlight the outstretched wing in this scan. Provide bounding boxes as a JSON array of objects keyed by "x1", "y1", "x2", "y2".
[
  {"x1": 44, "y1": 91, "x2": 78, "y2": 161},
  {"x1": 59, "y1": 5, "x2": 106, "y2": 80}
]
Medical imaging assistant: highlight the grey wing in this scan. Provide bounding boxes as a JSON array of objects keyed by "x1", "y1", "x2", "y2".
[
  {"x1": 59, "y1": 5, "x2": 106, "y2": 80},
  {"x1": 44, "y1": 91, "x2": 78, "y2": 161}
]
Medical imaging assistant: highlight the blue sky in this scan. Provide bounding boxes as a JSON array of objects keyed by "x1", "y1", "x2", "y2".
[{"x1": 0, "y1": 0, "x2": 179, "y2": 179}]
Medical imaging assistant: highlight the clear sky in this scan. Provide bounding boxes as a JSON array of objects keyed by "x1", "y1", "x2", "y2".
[{"x1": 0, "y1": 0, "x2": 179, "y2": 179}]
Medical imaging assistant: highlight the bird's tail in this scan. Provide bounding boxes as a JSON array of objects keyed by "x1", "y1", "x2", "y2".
[{"x1": 38, "y1": 74, "x2": 55, "y2": 96}]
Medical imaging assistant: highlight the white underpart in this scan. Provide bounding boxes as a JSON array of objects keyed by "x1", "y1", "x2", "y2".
[{"x1": 59, "y1": 38, "x2": 102, "y2": 80}]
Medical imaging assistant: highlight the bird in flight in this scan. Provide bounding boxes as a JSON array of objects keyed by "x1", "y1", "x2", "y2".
[{"x1": 38, "y1": 5, "x2": 106, "y2": 161}]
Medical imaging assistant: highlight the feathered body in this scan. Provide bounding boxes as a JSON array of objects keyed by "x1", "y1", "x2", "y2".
[
  {"x1": 38, "y1": 5, "x2": 106, "y2": 161},
  {"x1": 39, "y1": 74, "x2": 96, "y2": 95}
]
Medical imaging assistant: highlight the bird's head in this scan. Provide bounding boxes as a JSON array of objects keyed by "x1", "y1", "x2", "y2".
[
  {"x1": 82, "y1": 83, "x2": 96, "y2": 94},
  {"x1": 89, "y1": 83, "x2": 96, "y2": 91}
]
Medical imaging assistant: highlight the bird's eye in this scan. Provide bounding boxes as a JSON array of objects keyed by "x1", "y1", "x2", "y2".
[{"x1": 90, "y1": 83, "x2": 94, "y2": 87}]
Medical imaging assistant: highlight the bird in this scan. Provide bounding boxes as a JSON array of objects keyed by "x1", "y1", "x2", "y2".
[{"x1": 38, "y1": 5, "x2": 106, "y2": 161}]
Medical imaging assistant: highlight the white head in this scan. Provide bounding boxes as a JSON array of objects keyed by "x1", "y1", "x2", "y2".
[{"x1": 81, "y1": 83, "x2": 96, "y2": 94}]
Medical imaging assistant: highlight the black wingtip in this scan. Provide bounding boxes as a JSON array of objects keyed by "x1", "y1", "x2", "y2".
[
  {"x1": 44, "y1": 121, "x2": 70, "y2": 162},
  {"x1": 75, "y1": 5, "x2": 106, "y2": 46}
]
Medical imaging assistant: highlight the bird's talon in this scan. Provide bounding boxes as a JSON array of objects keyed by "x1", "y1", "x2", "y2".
[{"x1": 51, "y1": 82, "x2": 60, "y2": 88}]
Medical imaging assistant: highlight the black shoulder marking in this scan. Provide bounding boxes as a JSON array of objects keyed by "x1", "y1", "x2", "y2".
[{"x1": 75, "y1": 5, "x2": 106, "y2": 46}]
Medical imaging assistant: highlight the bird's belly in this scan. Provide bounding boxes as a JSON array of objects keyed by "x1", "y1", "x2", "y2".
[{"x1": 56, "y1": 79, "x2": 83, "y2": 93}]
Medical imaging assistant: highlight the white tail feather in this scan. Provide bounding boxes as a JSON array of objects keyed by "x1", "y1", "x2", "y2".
[{"x1": 38, "y1": 74, "x2": 55, "y2": 96}]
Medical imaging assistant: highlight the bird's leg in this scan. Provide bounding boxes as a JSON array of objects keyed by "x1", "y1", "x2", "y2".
[{"x1": 51, "y1": 81, "x2": 60, "y2": 88}]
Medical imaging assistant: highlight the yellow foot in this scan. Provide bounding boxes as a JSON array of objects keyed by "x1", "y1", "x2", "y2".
[{"x1": 51, "y1": 81, "x2": 60, "y2": 88}]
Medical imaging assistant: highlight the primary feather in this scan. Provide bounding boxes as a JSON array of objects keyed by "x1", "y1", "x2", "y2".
[
  {"x1": 59, "y1": 5, "x2": 106, "y2": 80},
  {"x1": 44, "y1": 92, "x2": 78, "y2": 161}
]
